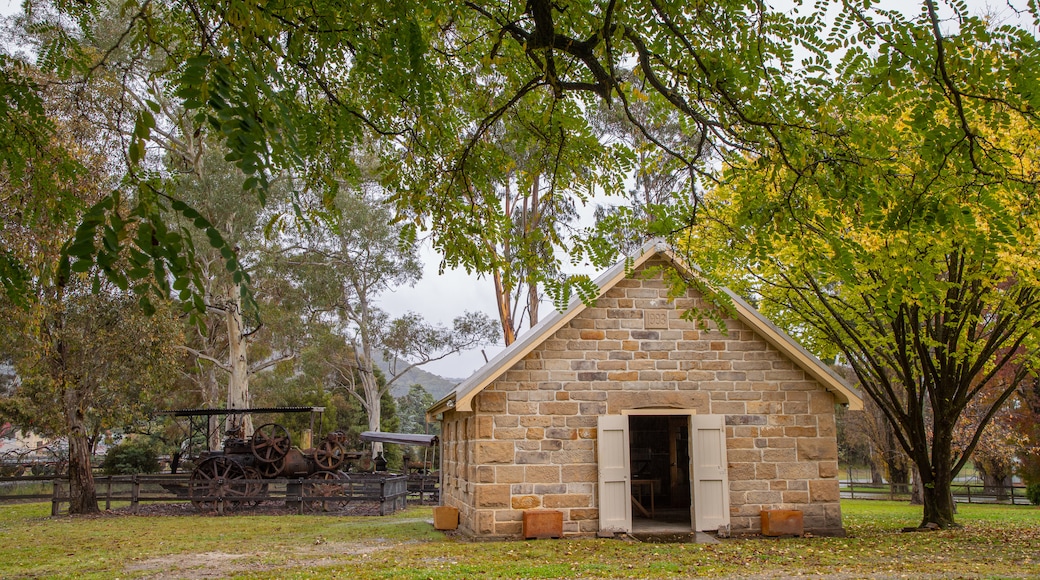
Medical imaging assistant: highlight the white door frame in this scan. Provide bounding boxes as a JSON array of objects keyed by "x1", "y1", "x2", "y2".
[{"x1": 598, "y1": 410, "x2": 731, "y2": 534}]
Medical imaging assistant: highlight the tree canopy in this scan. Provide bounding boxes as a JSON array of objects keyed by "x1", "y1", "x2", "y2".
[
  {"x1": 693, "y1": 2, "x2": 1040, "y2": 527},
  {"x1": 4, "y1": 0, "x2": 1040, "y2": 525}
]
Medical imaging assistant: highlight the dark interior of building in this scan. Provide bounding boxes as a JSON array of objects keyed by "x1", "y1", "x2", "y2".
[{"x1": 628, "y1": 415, "x2": 692, "y2": 525}]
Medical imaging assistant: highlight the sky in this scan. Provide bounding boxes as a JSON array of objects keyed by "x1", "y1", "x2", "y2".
[{"x1": 1, "y1": 0, "x2": 1035, "y2": 379}]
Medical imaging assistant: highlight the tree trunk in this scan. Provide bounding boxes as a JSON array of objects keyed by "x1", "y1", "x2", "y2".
[
  {"x1": 527, "y1": 278, "x2": 539, "y2": 328},
  {"x1": 919, "y1": 429, "x2": 958, "y2": 528},
  {"x1": 224, "y1": 284, "x2": 252, "y2": 438},
  {"x1": 65, "y1": 401, "x2": 98, "y2": 514},
  {"x1": 979, "y1": 466, "x2": 1009, "y2": 500},
  {"x1": 492, "y1": 268, "x2": 516, "y2": 346},
  {"x1": 204, "y1": 366, "x2": 222, "y2": 451},
  {"x1": 360, "y1": 368, "x2": 382, "y2": 457},
  {"x1": 910, "y1": 466, "x2": 923, "y2": 505},
  {"x1": 920, "y1": 472, "x2": 957, "y2": 528},
  {"x1": 870, "y1": 461, "x2": 884, "y2": 485}
]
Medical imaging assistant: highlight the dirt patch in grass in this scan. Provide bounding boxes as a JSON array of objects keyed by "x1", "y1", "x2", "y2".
[{"x1": 124, "y1": 540, "x2": 398, "y2": 579}]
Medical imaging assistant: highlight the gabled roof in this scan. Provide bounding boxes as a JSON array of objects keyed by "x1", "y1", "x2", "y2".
[{"x1": 429, "y1": 239, "x2": 863, "y2": 416}]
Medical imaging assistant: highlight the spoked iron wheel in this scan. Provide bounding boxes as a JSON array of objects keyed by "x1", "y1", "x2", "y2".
[
  {"x1": 241, "y1": 466, "x2": 268, "y2": 506},
  {"x1": 304, "y1": 471, "x2": 350, "y2": 512},
  {"x1": 313, "y1": 439, "x2": 347, "y2": 471},
  {"x1": 189, "y1": 456, "x2": 248, "y2": 510},
  {"x1": 251, "y1": 423, "x2": 291, "y2": 464},
  {"x1": 257, "y1": 456, "x2": 284, "y2": 479}
]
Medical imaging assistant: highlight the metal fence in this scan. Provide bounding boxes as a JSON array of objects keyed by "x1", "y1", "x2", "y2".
[
  {"x1": 840, "y1": 480, "x2": 1032, "y2": 505},
  {"x1": 0, "y1": 473, "x2": 413, "y2": 515}
]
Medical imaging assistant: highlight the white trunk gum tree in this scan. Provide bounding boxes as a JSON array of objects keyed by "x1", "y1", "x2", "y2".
[{"x1": 224, "y1": 282, "x2": 253, "y2": 438}]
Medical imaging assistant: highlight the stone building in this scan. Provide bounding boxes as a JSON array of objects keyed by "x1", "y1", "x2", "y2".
[{"x1": 428, "y1": 240, "x2": 862, "y2": 538}]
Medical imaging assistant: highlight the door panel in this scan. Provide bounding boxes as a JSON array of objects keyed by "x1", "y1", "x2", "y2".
[
  {"x1": 597, "y1": 414, "x2": 631, "y2": 534},
  {"x1": 690, "y1": 415, "x2": 730, "y2": 531}
]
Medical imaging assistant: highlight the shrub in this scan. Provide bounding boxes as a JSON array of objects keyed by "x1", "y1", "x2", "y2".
[
  {"x1": 1027, "y1": 483, "x2": 1040, "y2": 506},
  {"x1": 101, "y1": 438, "x2": 160, "y2": 475}
]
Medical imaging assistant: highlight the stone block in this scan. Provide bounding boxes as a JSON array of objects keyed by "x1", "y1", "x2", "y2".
[
  {"x1": 748, "y1": 401, "x2": 783, "y2": 415},
  {"x1": 785, "y1": 426, "x2": 818, "y2": 438},
  {"x1": 476, "y1": 416, "x2": 494, "y2": 439},
  {"x1": 809, "y1": 480, "x2": 840, "y2": 502},
  {"x1": 728, "y1": 462, "x2": 755, "y2": 481},
  {"x1": 520, "y1": 415, "x2": 552, "y2": 427},
  {"x1": 761, "y1": 509, "x2": 804, "y2": 537},
  {"x1": 809, "y1": 392, "x2": 835, "y2": 414},
  {"x1": 580, "y1": 329, "x2": 606, "y2": 340},
  {"x1": 476, "y1": 485, "x2": 510, "y2": 508},
  {"x1": 477, "y1": 466, "x2": 495, "y2": 483},
  {"x1": 540, "y1": 439, "x2": 563, "y2": 451},
  {"x1": 540, "y1": 402, "x2": 580, "y2": 415},
  {"x1": 551, "y1": 449, "x2": 595, "y2": 464},
  {"x1": 755, "y1": 462, "x2": 777, "y2": 480},
  {"x1": 818, "y1": 461, "x2": 839, "y2": 478},
  {"x1": 546, "y1": 427, "x2": 577, "y2": 440},
  {"x1": 562, "y1": 464, "x2": 597, "y2": 483},
  {"x1": 727, "y1": 449, "x2": 763, "y2": 463},
  {"x1": 747, "y1": 490, "x2": 783, "y2": 505},
  {"x1": 797, "y1": 438, "x2": 837, "y2": 461},
  {"x1": 512, "y1": 495, "x2": 541, "y2": 509},
  {"x1": 570, "y1": 508, "x2": 599, "y2": 521},
  {"x1": 476, "y1": 391, "x2": 507, "y2": 413},
  {"x1": 526, "y1": 464, "x2": 561, "y2": 482},
  {"x1": 475, "y1": 441, "x2": 514, "y2": 464},
  {"x1": 477, "y1": 511, "x2": 495, "y2": 534},
  {"x1": 762, "y1": 448, "x2": 797, "y2": 462},
  {"x1": 543, "y1": 493, "x2": 592, "y2": 508},
  {"x1": 782, "y1": 491, "x2": 810, "y2": 504},
  {"x1": 496, "y1": 465, "x2": 525, "y2": 483},
  {"x1": 711, "y1": 401, "x2": 749, "y2": 415},
  {"x1": 496, "y1": 521, "x2": 524, "y2": 536},
  {"x1": 515, "y1": 451, "x2": 551, "y2": 464},
  {"x1": 494, "y1": 427, "x2": 527, "y2": 440},
  {"x1": 782, "y1": 401, "x2": 810, "y2": 414},
  {"x1": 608, "y1": 371, "x2": 639, "y2": 381},
  {"x1": 817, "y1": 414, "x2": 837, "y2": 437},
  {"x1": 777, "y1": 462, "x2": 819, "y2": 480}
]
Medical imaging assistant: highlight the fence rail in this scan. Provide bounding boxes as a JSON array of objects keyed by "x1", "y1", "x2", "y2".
[
  {"x1": 1, "y1": 473, "x2": 412, "y2": 515},
  {"x1": 841, "y1": 480, "x2": 1032, "y2": 505}
]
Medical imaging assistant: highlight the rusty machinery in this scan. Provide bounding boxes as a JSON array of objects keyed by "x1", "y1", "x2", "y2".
[{"x1": 160, "y1": 407, "x2": 359, "y2": 511}]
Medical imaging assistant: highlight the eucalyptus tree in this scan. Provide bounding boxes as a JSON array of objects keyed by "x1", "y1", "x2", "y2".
[
  {"x1": 280, "y1": 186, "x2": 497, "y2": 453},
  {"x1": 170, "y1": 149, "x2": 303, "y2": 444}
]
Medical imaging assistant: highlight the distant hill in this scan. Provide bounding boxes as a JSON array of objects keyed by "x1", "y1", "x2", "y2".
[{"x1": 376, "y1": 357, "x2": 463, "y2": 401}]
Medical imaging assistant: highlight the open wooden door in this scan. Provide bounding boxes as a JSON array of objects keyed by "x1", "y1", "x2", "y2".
[
  {"x1": 597, "y1": 414, "x2": 631, "y2": 534},
  {"x1": 690, "y1": 414, "x2": 730, "y2": 531}
]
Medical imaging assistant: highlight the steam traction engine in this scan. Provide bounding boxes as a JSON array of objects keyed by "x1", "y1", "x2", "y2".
[
  {"x1": 189, "y1": 424, "x2": 354, "y2": 510},
  {"x1": 161, "y1": 407, "x2": 356, "y2": 511}
]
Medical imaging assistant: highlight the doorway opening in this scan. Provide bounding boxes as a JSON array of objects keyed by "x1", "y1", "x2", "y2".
[{"x1": 628, "y1": 415, "x2": 692, "y2": 531}]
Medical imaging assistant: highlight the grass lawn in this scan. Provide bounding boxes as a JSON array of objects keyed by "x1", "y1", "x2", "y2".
[{"x1": 0, "y1": 500, "x2": 1037, "y2": 579}]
